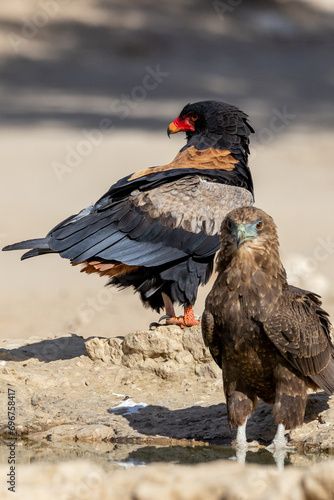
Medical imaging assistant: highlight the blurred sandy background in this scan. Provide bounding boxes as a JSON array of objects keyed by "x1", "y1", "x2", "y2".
[{"x1": 0, "y1": 0, "x2": 333, "y2": 339}]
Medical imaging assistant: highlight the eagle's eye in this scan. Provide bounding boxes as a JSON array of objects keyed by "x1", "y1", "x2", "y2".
[
  {"x1": 255, "y1": 221, "x2": 263, "y2": 231},
  {"x1": 226, "y1": 219, "x2": 233, "y2": 231},
  {"x1": 189, "y1": 113, "x2": 198, "y2": 121}
]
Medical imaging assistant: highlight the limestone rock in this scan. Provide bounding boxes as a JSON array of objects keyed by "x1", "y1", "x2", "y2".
[
  {"x1": 85, "y1": 326, "x2": 221, "y2": 381},
  {"x1": 1, "y1": 459, "x2": 334, "y2": 500},
  {"x1": 85, "y1": 336, "x2": 123, "y2": 364}
]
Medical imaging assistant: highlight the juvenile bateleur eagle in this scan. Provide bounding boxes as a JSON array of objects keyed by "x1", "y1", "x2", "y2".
[
  {"x1": 3, "y1": 100, "x2": 254, "y2": 328},
  {"x1": 202, "y1": 206, "x2": 334, "y2": 454}
]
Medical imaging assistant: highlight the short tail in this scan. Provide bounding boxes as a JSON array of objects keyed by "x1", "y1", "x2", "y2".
[{"x1": 2, "y1": 238, "x2": 54, "y2": 260}]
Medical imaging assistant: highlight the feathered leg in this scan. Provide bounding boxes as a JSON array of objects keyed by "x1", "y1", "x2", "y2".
[
  {"x1": 236, "y1": 418, "x2": 248, "y2": 448},
  {"x1": 226, "y1": 390, "x2": 255, "y2": 463},
  {"x1": 271, "y1": 423, "x2": 286, "y2": 449},
  {"x1": 267, "y1": 423, "x2": 287, "y2": 471},
  {"x1": 235, "y1": 418, "x2": 248, "y2": 464},
  {"x1": 267, "y1": 365, "x2": 304, "y2": 468},
  {"x1": 272, "y1": 364, "x2": 307, "y2": 431}
]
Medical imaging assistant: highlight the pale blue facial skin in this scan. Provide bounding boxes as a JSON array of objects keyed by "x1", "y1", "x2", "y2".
[{"x1": 228, "y1": 220, "x2": 264, "y2": 248}]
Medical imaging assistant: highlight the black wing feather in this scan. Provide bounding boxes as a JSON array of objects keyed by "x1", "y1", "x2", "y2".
[{"x1": 46, "y1": 192, "x2": 221, "y2": 268}]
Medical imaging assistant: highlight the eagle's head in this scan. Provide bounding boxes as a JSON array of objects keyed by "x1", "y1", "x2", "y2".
[
  {"x1": 167, "y1": 100, "x2": 254, "y2": 153},
  {"x1": 219, "y1": 206, "x2": 280, "y2": 264}
]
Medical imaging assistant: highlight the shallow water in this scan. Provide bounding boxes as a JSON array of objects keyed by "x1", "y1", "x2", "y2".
[{"x1": 0, "y1": 440, "x2": 332, "y2": 471}]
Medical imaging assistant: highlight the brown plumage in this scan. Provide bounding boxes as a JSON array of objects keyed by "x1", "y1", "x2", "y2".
[
  {"x1": 72, "y1": 261, "x2": 139, "y2": 278},
  {"x1": 202, "y1": 206, "x2": 334, "y2": 449},
  {"x1": 128, "y1": 146, "x2": 238, "y2": 180}
]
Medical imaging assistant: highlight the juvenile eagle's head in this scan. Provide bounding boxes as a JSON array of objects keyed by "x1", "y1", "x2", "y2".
[{"x1": 218, "y1": 206, "x2": 280, "y2": 267}]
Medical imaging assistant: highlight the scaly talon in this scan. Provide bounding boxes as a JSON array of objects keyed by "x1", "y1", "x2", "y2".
[
  {"x1": 149, "y1": 303, "x2": 200, "y2": 329},
  {"x1": 149, "y1": 322, "x2": 161, "y2": 330},
  {"x1": 159, "y1": 315, "x2": 172, "y2": 322}
]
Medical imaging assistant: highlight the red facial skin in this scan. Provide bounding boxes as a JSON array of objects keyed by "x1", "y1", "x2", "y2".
[{"x1": 167, "y1": 112, "x2": 197, "y2": 135}]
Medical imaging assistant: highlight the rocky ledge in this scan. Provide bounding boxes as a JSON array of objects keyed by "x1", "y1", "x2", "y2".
[{"x1": 0, "y1": 325, "x2": 333, "y2": 451}]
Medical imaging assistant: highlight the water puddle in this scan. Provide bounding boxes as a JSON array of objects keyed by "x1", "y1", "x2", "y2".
[{"x1": 0, "y1": 440, "x2": 332, "y2": 471}]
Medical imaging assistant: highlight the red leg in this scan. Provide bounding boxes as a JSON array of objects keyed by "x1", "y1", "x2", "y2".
[
  {"x1": 164, "y1": 304, "x2": 200, "y2": 328},
  {"x1": 183, "y1": 305, "x2": 201, "y2": 326},
  {"x1": 149, "y1": 295, "x2": 200, "y2": 329}
]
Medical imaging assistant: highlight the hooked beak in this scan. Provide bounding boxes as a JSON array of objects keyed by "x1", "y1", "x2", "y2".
[
  {"x1": 236, "y1": 225, "x2": 248, "y2": 248},
  {"x1": 167, "y1": 121, "x2": 179, "y2": 137},
  {"x1": 235, "y1": 224, "x2": 257, "y2": 248},
  {"x1": 167, "y1": 116, "x2": 196, "y2": 138}
]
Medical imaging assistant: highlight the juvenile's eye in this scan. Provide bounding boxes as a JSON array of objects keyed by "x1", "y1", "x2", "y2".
[
  {"x1": 226, "y1": 219, "x2": 233, "y2": 230},
  {"x1": 255, "y1": 221, "x2": 263, "y2": 231}
]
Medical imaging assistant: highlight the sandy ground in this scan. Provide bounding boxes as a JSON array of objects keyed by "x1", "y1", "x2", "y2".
[{"x1": 0, "y1": 0, "x2": 334, "y2": 339}]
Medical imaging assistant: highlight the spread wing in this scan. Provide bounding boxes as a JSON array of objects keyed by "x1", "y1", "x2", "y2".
[
  {"x1": 261, "y1": 286, "x2": 334, "y2": 393},
  {"x1": 41, "y1": 176, "x2": 253, "y2": 267}
]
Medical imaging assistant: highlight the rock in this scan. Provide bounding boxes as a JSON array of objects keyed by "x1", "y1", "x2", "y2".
[
  {"x1": 1, "y1": 458, "x2": 334, "y2": 500},
  {"x1": 290, "y1": 392, "x2": 334, "y2": 451},
  {"x1": 29, "y1": 424, "x2": 116, "y2": 442},
  {"x1": 0, "y1": 461, "x2": 105, "y2": 500},
  {"x1": 0, "y1": 328, "x2": 334, "y2": 450},
  {"x1": 85, "y1": 326, "x2": 221, "y2": 381},
  {"x1": 85, "y1": 336, "x2": 123, "y2": 363}
]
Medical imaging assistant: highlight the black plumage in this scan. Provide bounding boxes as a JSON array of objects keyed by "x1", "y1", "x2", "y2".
[{"x1": 3, "y1": 100, "x2": 254, "y2": 327}]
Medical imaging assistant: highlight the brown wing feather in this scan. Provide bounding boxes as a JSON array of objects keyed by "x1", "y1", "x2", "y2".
[
  {"x1": 262, "y1": 286, "x2": 334, "y2": 393},
  {"x1": 72, "y1": 260, "x2": 139, "y2": 278},
  {"x1": 201, "y1": 309, "x2": 222, "y2": 368},
  {"x1": 128, "y1": 146, "x2": 238, "y2": 181},
  {"x1": 130, "y1": 176, "x2": 254, "y2": 236}
]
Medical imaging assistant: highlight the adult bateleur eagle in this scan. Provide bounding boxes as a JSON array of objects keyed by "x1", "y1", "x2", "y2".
[
  {"x1": 3, "y1": 100, "x2": 254, "y2": 328},
  {"x1": 202, "y1": 206, "x2": 334, "y2": 457}
]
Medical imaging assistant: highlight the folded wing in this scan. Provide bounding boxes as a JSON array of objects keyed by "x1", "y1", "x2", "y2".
[{"x1": 262, "y1": 286, "x2": 334, "y2": 393}]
